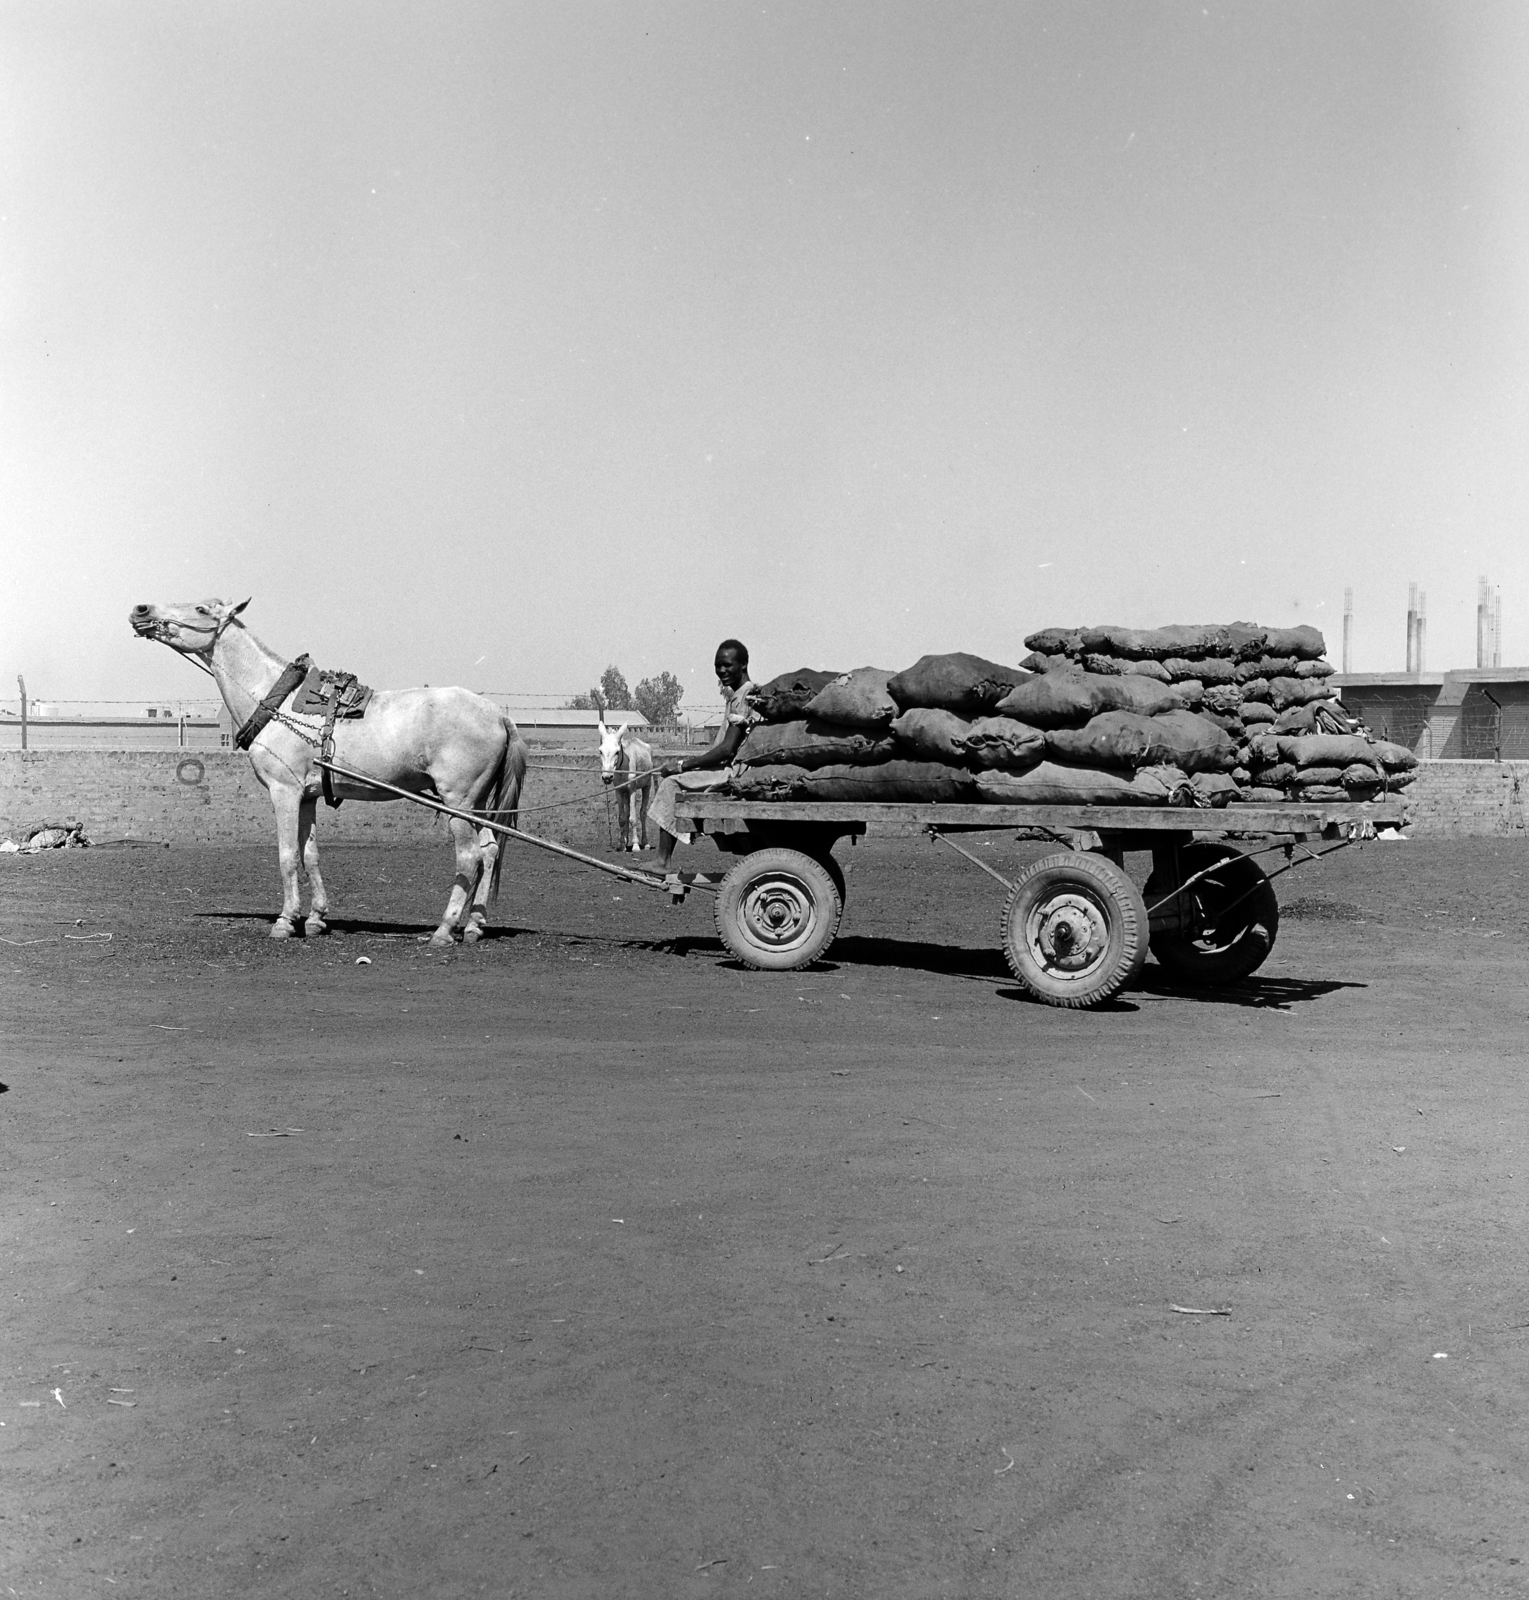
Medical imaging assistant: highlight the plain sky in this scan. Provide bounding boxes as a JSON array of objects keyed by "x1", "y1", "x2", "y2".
[{"x1": 3, "y1": 1, "x2": 1527, "y2": 706}]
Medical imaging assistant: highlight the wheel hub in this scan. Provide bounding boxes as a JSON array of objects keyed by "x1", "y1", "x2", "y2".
[
  {"x1": 743, "y1": 881, "x2": 813, "y2": 947},
  {"x1": 1030, "y1": 893, "x2": 1107, "y2": 973}
]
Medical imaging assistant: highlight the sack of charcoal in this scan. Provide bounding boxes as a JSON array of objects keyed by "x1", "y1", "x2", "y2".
[
  {"x1": 747, "y1": 668, "x2": 843, "y2": 723},
  {"x1": 1243, "y1": 729, "x2": 1416, "y2": 799},
  {"x1": 887, "y1": 652, "x2": 1031, "y2": 716},
  {"x1": 734, "y1": 717, "x2": 895, "y2": 770}
]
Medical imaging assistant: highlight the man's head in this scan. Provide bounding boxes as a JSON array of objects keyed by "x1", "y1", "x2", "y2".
[{"x1": 714, "y1": 639, "x2": 749, "y2": 692}]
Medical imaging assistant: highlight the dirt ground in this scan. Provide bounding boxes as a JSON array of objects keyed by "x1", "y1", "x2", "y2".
[{"x1": 2, "y1": 829, "x2": 1528, "y2": 1599}]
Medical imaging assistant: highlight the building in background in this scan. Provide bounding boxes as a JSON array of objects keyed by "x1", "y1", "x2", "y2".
[{"x1": 1334, "y1": 669, "x2": 1529, "y2": 760}]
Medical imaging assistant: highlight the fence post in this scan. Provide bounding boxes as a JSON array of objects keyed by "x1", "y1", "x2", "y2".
[{"x1": 16, "y1": 675, "x2": 25, "y2": 751}]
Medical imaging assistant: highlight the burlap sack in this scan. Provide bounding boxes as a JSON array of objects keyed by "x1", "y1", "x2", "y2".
[
  {"x1": 1236, "y1": 786, "x2": 1288, "y2": 804},
  {"x1": 1125, "y1": 658, "x2": 1173, "y2": 683},
  {"x1": 1240, "y1": 700, "x2": 1276, "y2": 724},
  {"x1": 1190, "y1": 772, "x2": 1243, "y2": 807},
  {"x1": 887, "y1": 653, "x2": 1029, "y2": 715},
  {"x1": 1095, "y1": 674, "x2": 1182, "y2": 716},
  {"x1": 991, "y1": 672, "x2": 1110, "y2": 728},
  {"x1": 1269, "y1": 702, "x2": 1357, "y2": 736},
  {"x1": 1260, "y1": 625, "x2": 1326, "y2": 660},
  {"x1": 793, "y1": 760, "x2": 977, "y2": 803},
  {"x1": 1369, "y1": 739, "x2": 1418, "y2": 771},
  {"x1": 1253, "y1": 656, "x2": 1301, "y2": 679},
  {"x1": 1295, "y1": 766, "x2": 1348, "y2": 786},
  {"x1": 974, "y1": 762, "x2": 1192, "y2": 806},
  {"x1": 726, "y1": 764, "x2": 811, "y2": 798},
  {"x1": 1267, "y1": 676, "x2": 1329, "y2": 711},
  {"x1": 1044, "y1": 709, "x2": 1235, "y2": 773},
  {"x1": 1251, "y1": 761, "x2": 1298, "y2": 787},
  {"x1": 1144, "y1": 709, "x2": 1240, "y2": 773},
  {"x1": 748, "y1": 669, "x2": 841, "y2": 723},
  {"x1": 1271, "y1": 733, "x2": 1380, "y2": 770},
  {"x1": 802, "y1": 668, "x2": 899, "y2": 729},
  {"x1": 1023, "y1": 629, "x2": 1084, "y2": 657},
  {"x1": 1046, "y1": 713, "x2": 1158, "y2": 769},
  {"x1": 961, "y1": 716, "x2": 1046, "y2": 771},
  {"x1": 1295, "y1": 659, "x2": 1336, "y2": 678},
  {"x1": 1201, "y1": 684, "x2": 1245, "y2": 715},
  {"x1": 1223, "y1": 623, "x2": 1272, "y2": 662},
  {"x1": 1341, "y1": 764, "x2": 1385, "y2": 788},
  {"x1": 734, "y1": 719, "x2": 896, "y2": 770},
  {"x1": 1299, "y1": 785, "x2": 1348, "y2": 801},
  {"x1": 890, "y1": 708, "x2": 973, "y2": 763}
]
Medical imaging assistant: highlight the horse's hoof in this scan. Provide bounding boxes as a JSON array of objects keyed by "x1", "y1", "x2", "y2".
[
  {"x1": 428, "y1": 931, "x2": 457, "y2": 949},
  {"x1": 305, "y1": 916, "x2": 329, "y2": 937},
  {"x1": 461, "y1": 924, "x2": 484, "y2": 945},
  {"x1": 270, "y1": 920, "x2": 295, "y2": 941}
]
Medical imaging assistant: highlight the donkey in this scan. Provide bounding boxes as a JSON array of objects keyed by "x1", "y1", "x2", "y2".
[
  {"x1": 596, "y1": 713, "x2": 654, "y2": 853},
  {"x1": 130, "y1": 598, "x2": 527, "y2": 946}
]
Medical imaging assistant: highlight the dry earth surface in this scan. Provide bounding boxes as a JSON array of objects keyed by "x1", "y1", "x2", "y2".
[{"x1": 2, "y1": 831, "x2": 1528, "y2": 1599}]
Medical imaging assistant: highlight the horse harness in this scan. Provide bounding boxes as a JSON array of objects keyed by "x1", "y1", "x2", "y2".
[{"x1": 235, "y1": 655, "x2": 375, "y2": 807}]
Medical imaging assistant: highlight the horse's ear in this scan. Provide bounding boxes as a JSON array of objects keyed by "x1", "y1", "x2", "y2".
[{"x1": 229, "y1": 597, "x2": 251, "y2": 618}]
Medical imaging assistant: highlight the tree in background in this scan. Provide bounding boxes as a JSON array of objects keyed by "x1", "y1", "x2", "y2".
[
  {"x1": 600, "y1": 666, "x2": 633, "y2": 710},
  {"x1": 568, "y1": 665, "x2": 633, "y2": 714},
  {"x1": 634, "y1": 671, "x2": 684, "y2": 728}
]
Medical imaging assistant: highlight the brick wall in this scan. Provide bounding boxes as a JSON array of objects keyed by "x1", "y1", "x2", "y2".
[
  {"x1": 1404, "y1": 760, "x2": 1529, "y2": 837},
  {"x1": 4, "y1": 751, "x2": 1527, "y2": 845},
  {"x1": 0, "y1": 750, "x2": 624, "y2": 850}
]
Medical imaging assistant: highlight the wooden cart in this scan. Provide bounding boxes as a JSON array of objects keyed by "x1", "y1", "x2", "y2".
[
  {"x1": 315, "y1": 758, "x2": 1405, "y2": 1010},
  {"x1": 671, "y1": 796, "x2": 1409, "y2": 1008}
]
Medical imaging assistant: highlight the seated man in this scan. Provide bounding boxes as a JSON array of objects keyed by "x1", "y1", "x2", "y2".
[{"x1": 648, "y1": 638, "x2": 755, "y2": 880}]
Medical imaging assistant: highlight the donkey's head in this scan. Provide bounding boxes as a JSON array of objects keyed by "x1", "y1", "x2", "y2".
[
  {"x1": 596, "y1": 713, "x2": 626, "y2": 784},
  {"x1": 129, "y1": 597, "x2": 250, "y2": 657}
]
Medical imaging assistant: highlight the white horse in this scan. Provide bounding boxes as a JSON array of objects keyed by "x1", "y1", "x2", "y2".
[
  {"x1": 596, "y1": 713, "x2": 653, "y2": 853},
  {"x1": 130, "y1": 598, "x2": 527, "y2": 946}
]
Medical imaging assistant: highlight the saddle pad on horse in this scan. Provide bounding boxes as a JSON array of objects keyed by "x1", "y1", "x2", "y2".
[{"x1": 292, "y1": 667, "x2": 374, "y2": 720}]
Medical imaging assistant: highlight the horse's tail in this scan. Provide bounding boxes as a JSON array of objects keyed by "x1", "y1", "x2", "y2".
[{"x1": 483, "y1": 715, "x2": 528, "y2": 901}]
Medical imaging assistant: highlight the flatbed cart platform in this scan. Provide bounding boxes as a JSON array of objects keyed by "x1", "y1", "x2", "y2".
[
  {"x1": 671, "y1": 797, "x2": 1409, "y2": 1008},
  {"x1": 314, "y1": 758, "x2": 1404, "y2": 1011}
]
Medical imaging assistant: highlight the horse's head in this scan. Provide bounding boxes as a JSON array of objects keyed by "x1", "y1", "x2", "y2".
[
  {"x1": 130, "y1": 597, "x2": 249, "y2": 656},
  {"x1": 596, "y1": 714, "x2": 624, "y2": 783}
]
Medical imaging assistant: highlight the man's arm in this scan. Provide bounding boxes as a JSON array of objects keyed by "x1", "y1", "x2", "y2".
[{"x1": 659, "y1": 719, "x2": 746, "y2": 778}]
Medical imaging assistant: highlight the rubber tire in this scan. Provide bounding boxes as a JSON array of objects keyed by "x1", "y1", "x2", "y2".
[
  {"x1": 814, "y1": 853, "x2": 848, "y2": 910},
  {"x1": 715, "y1": 848, "x2": 843, "y2": 971},
  {"x1": 1145, "y1": 841, "x2": 1278, "y2": 985},
  {"x1": 1001, "y1": 852, "x2": 1148, "y2": 1009}
]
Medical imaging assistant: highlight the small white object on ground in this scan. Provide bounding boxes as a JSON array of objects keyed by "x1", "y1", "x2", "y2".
[{"x1": 355, "y1": 956, "x2": 372, "y2": 965}]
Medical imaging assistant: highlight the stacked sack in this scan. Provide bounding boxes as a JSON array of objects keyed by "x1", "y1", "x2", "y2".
[
  {"x1": 1020, "y1": 623, "x2": 1419, "y2": 804},
  {"x1": 729, "y1": 652, "x2": 1234, "y2": 807}
]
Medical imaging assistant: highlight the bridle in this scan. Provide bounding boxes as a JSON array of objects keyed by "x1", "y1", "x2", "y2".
[{"x1": 132, "y1": 608, "x2": 242, "y2": 678}]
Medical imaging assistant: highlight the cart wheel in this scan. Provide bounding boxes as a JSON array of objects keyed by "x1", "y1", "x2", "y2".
[
  {"x1": 715, "y1": 848, "x2": 842, "y2": 971},
  {"x1": 1145, "y1": 842, "x2": 1278, "y2": 985},
  {"x1": 814, "y1": 853, "x2": 847, "y2": 909},
  {"x1": 1001, "y1": 852, "x2": 1148, "y2": 1008}
]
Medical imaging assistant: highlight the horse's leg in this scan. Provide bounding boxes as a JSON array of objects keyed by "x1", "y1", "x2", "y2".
[
  {"x1": 463, "y1": 826, "x2": 497, "y2": 944},
  {"x1": 431, "y1": 816, "x2": 480, "y2": 947},
  {"x1": 298, "y1": 797, "x2": 329, "y2": 936},
  {"x1": 637, "y1": 778, "x2": 650, "y2": 851},
  {"x1": 269, "y1": 787, "x2": 304, "y2": 940},
  {"x1": 627, "y1": 787, "x2": 641, "y2": 853}
]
